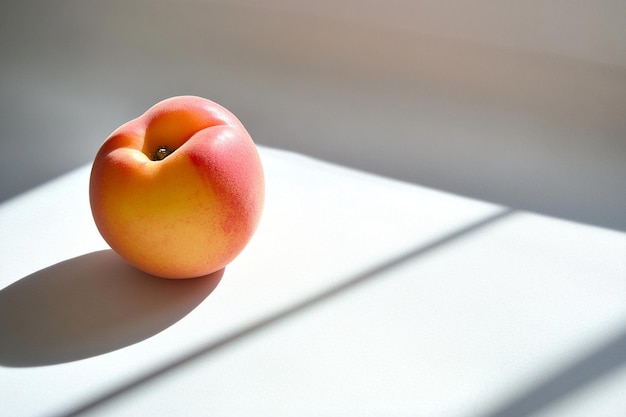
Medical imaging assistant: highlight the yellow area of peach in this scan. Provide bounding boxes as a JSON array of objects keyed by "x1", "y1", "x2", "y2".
[{"x1": 92, "y1": 148, "x2": 241, "y2": 278}]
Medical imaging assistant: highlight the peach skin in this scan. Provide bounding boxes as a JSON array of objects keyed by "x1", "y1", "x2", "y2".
[{"x1": 89, "y1": 96, "x2": 264, "y2": 278}]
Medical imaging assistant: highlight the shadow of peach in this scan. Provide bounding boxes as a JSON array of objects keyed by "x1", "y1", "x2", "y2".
[{"x1": 0, "y1": 250, "x2": 223, "y2": 367}]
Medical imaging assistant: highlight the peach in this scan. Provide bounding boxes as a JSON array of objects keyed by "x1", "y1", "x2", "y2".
[{"x1": 89, "y1": 96, "x2": 264, "y2": 278}]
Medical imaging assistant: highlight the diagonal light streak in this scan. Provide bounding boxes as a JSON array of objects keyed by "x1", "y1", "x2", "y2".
[{"x1": 62, "y1": 207, "x2": 516, "y2": 417}]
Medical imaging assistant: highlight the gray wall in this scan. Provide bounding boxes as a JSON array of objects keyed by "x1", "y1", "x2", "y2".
[{"x1": 2, "y1": 1, "x2": 625, "y2": 231}]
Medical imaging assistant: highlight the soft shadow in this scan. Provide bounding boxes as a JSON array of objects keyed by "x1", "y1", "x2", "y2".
[
  {"x1": 61, "y1": 209, "x2": 517, "y2": 417},
  {"x1": 483, "y1": 326, "x2": 626, "y2": 417},
  {"x1": 0, "y1": 250, "x2": 223, "y2": 367}
]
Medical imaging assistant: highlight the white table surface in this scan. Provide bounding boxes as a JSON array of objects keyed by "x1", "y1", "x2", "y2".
[{"x1": 1, "y1": 146, "x2": 625, "y2": 417}]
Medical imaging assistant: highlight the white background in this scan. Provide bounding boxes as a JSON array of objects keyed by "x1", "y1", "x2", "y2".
[{"x1": 1, "y1": 0, "x2": 625, "y2": 231}]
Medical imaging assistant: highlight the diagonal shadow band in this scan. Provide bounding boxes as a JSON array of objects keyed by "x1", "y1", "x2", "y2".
[
  {"x1": 61, "y1": 207, "x2": 516, "y2": 417},
  {"x1": 482, "y1": 326, "x2": 626, "y2": 417},
  {"x1": 0, "y1": 250, "x2": 223, "y2": 367}
]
